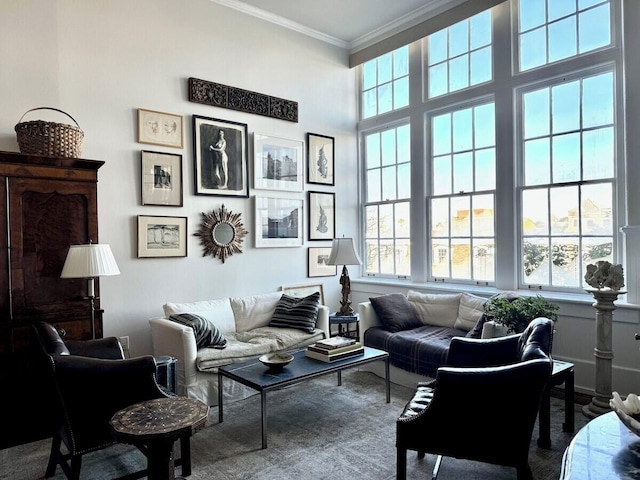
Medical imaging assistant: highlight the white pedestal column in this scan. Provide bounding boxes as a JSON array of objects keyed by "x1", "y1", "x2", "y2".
[{"x1": 583, "y1": 288, "x2": 625, "y2": 419}]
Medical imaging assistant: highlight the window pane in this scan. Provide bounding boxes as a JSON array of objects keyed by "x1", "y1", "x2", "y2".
[
  {"x1": 381, "y1": 130, "x2": 396, "y2": 166},
  {"x1": 475, "y1": 149, "x2": 496, "y2": 190},
  {"x1": 394, "y1": 77, "x2": 409, "y2": 110},
  {"x1": 579, "y1": 4, "x2": 610, "y2": 53},
  {"x1": 396, "y1": 239, "x2": 411, "y2": 276},
  {"x1": 398, "y1": 163, "x2": 411, "y2": 199},
  {"x1": 524, "y1": 89, "x2": 550, "y2": 139},
  {"x1": 397, "y1": 125, "x2": 410, "y2": 162},
  {"x1": 583, "y1": 127, "x2": 614, "y2": 180},
  {"x1": 519, "y1": 0, "x2": 546, "y2": 32},
  {"x1": 548, "y1": 17, "x2": 577, "y2": 63},
  {"x1": 431, "y1": 198, "x2": 450, "y2": 237},
  {"x1": 453, "y1": 109, "x2": 473, "y2": 151},
  {"x1": 551, "y1": 237, "x2": 580, "y2": 286},
  {"x1": 433, "y1": 156, "x2": 452, "y2": 195},
  {"x1": 552, "y1": 133, "x2": 580, "y2": 183},
  {"x1": 449, "y1": 20, "x2": 469, "y2": 58},
  {"x1": 550, "y1": 186, "x2": 578, "y2": 235},
  {"x1": 429, "y1": 62, "x2": 448, "y2": 98},
  {"x1": 393, "y1": 46, "x2": 409, "y2": 77},
  {"x1": 470, "y1": 10, "x2": 491, "y2": 49},
  {"x1": 381, "y1": 166, "x2": 397, "y2": 200},
  {"x1": 395, "y1": 202, "x2": 411, "y2": 237},
  {"x1": 524, "y1": 138, "x2": 551, "y2": 186},
  {"x1": 378, "y1": 83, "x2": 393, "y2": 114},
  {"x1": 583, "y1": 72, "x2": 613, "y2": 128},
  {"x1": 365, "y1": 205, "x2": 378, "y2": 238},
  {"x1": 453, "y1": 153, "x2": 473, "y2": 193},
  {"x1": 429, "y1": 30, "x2": 448, "y2": 65},
  {"x1": 431, "y1": 239, "x2": 450, "y2": 277},
  {"x1": 433, "y1": 114, "x2": 451, "y2": 155},
  {"x1": 582, "y1": 183, "x2": 612, "y2": 235},
  {"x1": 548, "y1": 0, "x2": 576, "y2": 21},
  {"x1": 365, "y1": 240, "x2": 379, "y2": 273},
  {"x1": 362, "y1": 89, "x2": 377, "y2": 119},
  {"x1": 451, "y1": 196, "x2": 470, "y2": 236},
  {"x1": 379, "y1": 204, "x2": 393, "y2": 237},
  {"x1": 472, "y1": 194, "x2": 494, "y2": 236},
  {"x1": 363, "y1": 60, "x2": 376, "y2": 90},
  {"x1": 365, "y1": 133, "x2": 380, "y2": 168},
  {"x1": 523, "y1": 188, "x2": 549, "y2": 235},
  {"x1": 520, "y1": 28, "x2": 547, "y2": 71},
  {"x1": 474, "y1": 103, "x2": 495, "y2": 149},
  {"x1": 449, "y1": 54, "x2": 470, "y2": 92},
  {"x1": 378, "y1": 53, "x2": 392, "y2": 84},
  {"x1": 366, "y1": 169, "x2": 381, "y2": 202},
  {"x1": 380, "y1": 240, "x2": 395, "y2": 274},
  {"x1": 451, "y1": 239, "x2": 471, "y2": 278},
  {"x1": 552, "y1": 81, "x2": 580, "y2": 134},
  {"x1": 582, "y1": 236, "x2": 613, "y2": 266},
  {"x1": 470, "y1": 47, "x2": 492, "y2": 86},
  {"x1": 523, "y1": 237, "x2": 550, "y2": 283},
  {"x1": 473, "y1": 239, "x2": 495, "y2": 281}
]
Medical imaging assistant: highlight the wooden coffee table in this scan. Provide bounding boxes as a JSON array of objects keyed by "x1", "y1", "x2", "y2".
[
  {"x1": 217, "y1": 346, "x2": 390, "y2": 449},
  {"x1": 110, "y1": 397, "x2": 209, "y2": 480}
]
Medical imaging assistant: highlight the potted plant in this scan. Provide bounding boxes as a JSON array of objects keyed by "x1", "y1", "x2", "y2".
[{"x1": 483, "y1": 294, "x2": 559, "y2": 334}]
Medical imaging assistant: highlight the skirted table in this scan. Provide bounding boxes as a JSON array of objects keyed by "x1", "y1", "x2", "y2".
[{"x1": 110, "y1": 397, "x2": 209, "y2": 480}]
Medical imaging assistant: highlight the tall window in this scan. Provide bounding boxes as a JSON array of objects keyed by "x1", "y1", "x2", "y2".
[
  {"x1": 520, "y1": 71, "x2": 615, "y2": 288},
  {"x1": 430, "y1": 102, "x2": 496, "y2": 283},
  {"x1": 357, "y1": 0, "x2": 622, "y2": 293},
  {"x1": 364, "y1": 124, "x2": 411, "y2": 277}
]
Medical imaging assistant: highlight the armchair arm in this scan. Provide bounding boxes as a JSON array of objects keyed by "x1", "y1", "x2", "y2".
[
  {"x1": 316, "y1": 305, "x2": 330, "y2": 339},
  {"x1": 66, "y1": 337, "x2": 124, "y2": 359},
  {"x1": 446, "y1": 333, "x2": 521, "y2": 368},
  {"x1": 358, "y1": 301, "x2": 382, "y2": 344}
]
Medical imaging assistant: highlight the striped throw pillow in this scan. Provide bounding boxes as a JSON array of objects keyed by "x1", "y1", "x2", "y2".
[
  {"x1": 269, "y1": 292, "x2": 320, "y2": 333},
  {"x1": 168, "y1": 313, "x2": 227, "y2": 349}
]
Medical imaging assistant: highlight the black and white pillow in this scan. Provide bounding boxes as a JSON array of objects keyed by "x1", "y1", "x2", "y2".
[
  {"x1": 168, "y1": 313, "x2": 227, "y2": 349},
  {"x1": 269, "y1": 292, "x2": 320, "y2": 333}
]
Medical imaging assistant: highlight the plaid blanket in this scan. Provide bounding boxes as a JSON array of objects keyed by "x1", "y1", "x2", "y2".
[{"x1": 364, "y1": 325, "x2": 467, "y2": 378}]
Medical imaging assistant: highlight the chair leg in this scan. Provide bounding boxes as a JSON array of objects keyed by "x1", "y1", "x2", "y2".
[
  {"x1": 69, "y1": 455, "x2": 82, "y2": 480},
  {"x1": 417, "y1": 450, "x2": 425, "y2": 459},
  {"x1": 431, "y1": 455, "x2": 443, "y2": 480},
  {"x1": 397, "y1": 446, "x2": 407, "y2": 480},
  {"x1": 45, "y1": 434, "x2": 61, "y2": 477},
  {"x1": 180, "y1": 436, "x2": 191, "y2": 476}
]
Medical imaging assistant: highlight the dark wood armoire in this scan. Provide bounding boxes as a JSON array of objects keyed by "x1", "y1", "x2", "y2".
[{"x1": 0, "y1": 151, "x2": 104, "y2": 449}]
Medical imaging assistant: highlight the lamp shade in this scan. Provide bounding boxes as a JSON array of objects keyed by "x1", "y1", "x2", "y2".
[
  {"x1": 327, "y1": 238, "x2": 362, "y2": 266},
  {"x1": 60, "y1": 244, "x2": 121, "y2": 278}
]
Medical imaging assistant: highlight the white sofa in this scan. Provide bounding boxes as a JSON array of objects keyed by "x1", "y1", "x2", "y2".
[{"x1": 149, "y1": 291, "x2": 329, "y2": 406}]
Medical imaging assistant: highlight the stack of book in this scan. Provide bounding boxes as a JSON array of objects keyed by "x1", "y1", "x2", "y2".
[{"x1": 305, "y1": 336, "x2": 364, "y2": 362}]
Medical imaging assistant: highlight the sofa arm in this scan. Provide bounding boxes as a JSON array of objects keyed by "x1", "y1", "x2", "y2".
[
  {"x1": 316, "y1": 305, "x2": 330, "y2": 339},
  {"x1": 358, "y1": 301, "x2": 382, "y2": 344},
  {"x1": 149, "y1": 317, "x2": 198, "y2": 397}
]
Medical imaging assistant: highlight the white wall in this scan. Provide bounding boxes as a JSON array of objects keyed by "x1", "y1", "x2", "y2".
[{"x1": 0, "y1": 0, "x2": 358, "y2": 356}]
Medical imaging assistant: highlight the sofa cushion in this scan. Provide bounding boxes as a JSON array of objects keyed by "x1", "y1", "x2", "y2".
[
  {"x1": 269, "y1": 292, "x2": 320, "y2": 333},
  {"x1": 454, "y1": 292, "x2": 486, "y2": 331},
  {"x1": 168, "y1": 313, "x2": 227, "y2": 349},
  {"x1": 231, "y1": 292, "x2": 284, "y2": 332},
  {"x1": 163, "y1": 298, "x2": 236, "y2": 334},
  {"x1": 407, "y1": 291, "x2": 461, "y2": 328},
  {"x1": 369, "y1": 293, "x2": 422, "y2": 333}
]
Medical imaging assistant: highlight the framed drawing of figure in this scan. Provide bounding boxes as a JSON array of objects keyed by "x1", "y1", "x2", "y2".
[
  {"x1": 193, "y1": 115, "x2": 249, "y2": 197},
  {"x1": 308, "y1": 191, "x2": 335, "y2": 241},
  {"x1": 307, "y1": 133, "x2": 334, "y2": 186}
]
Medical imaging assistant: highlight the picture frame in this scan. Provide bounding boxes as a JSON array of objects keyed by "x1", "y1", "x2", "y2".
[
  {"x1": 193, "y1": 115, "x2": 249, "y2": 197},
  {"x1": 308, "y1": 247, "x2": 337, "y2": 278},
  {"x1": 281, "y1": 282, "x2": 325, "y2": 304},
  {"x1": 253, "y1": 133, "x2": 304, "y2": 192},
  {"x1": 308, "y1": 191, "x2": 335, "y2": 241},
  {"x1": 137, "y1": 108, "x2": 184, "y2": 148},
  {"x1": 254, "y1": 196, "x2": 303, "y2": 248},
  {"x1": 141, "y1": 150, "x2": 183, "y2": 207},
  {"x1": 137, "y1": 215, "x2": 187, "y2": 258},
  {"x1": 307, "y1": 133, "x2": 335, "y2": 186}
]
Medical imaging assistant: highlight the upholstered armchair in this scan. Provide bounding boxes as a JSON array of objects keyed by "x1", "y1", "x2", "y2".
[
  {"x1": 31, "y1": 321, "x2": 191, "y2": 480},
  {"x1": 396, "y1": 317, "x2": 554, "y2": 480}
]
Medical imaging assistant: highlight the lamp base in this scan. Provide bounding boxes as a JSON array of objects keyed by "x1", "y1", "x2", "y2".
[{"x1": 334, "y1": 305, "x2": 355, "y2": 316}]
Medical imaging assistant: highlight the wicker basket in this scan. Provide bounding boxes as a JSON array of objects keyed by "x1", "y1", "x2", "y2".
[{"x1": 15, "y1": 107, "x2": 84, "y2": 158}]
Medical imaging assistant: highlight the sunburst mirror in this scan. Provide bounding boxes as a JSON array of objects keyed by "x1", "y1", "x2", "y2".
[{"x1": 195, "y1": 204, "x2": 248, "y2": 263}]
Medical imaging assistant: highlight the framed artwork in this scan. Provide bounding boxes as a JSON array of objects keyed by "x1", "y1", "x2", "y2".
[
  {"x1": 308, "y1": 247, "x2": 337, "y2": 278},
  {"x1": 141, "y1": 150, "x2": 183, "y2": 206},
  {"x1": 137, "y1": 215, "x2": 187, "y2": 258},
  {"x1": 137, "y1": 108, "x2": 184, "y2": 148},
  {"x1": 193, "y1": 115, "x2": 249, "y2": 197},
  {"x1": 281, "y1": 282, "x2": 325, "y2": 304},
  {"x1": 307, "y1": 133, "x2": 334, "y2": 186},
  {"x1": 254, "y1": 196, "x2": 303, "y2": 248},
  {"x1": 308, "y1": 191, "x2": 335, "y2": 241},
  {"x1": 254, "y1": 133, "x2": 304, "y2": 192}
]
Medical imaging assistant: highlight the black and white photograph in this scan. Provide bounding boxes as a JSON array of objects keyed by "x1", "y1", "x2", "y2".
[
  {"x1": 254, "y1": 196, "x2": 303, "y2": 248},
  {"x1": 193, "y1": 115, "x2": 249, "y2": 197},
  {"x1": 308, "y1": 191, "x2": 335, "y2": 241},
  {"x1": 254, "y1": 133, "x2": 304, "y2": 192},
  {"x1": 307, "y1": 132, "x2": 335, "y2": 186},
  {"x1": 137, "y1": 215, "x2": 187, "y2": 258},
  {"x1": 308, "y1": 247, "x2": 337, "y2": 277},
  {"x1": 141, "y1": 150, "x2": 183, "y2": 206}
]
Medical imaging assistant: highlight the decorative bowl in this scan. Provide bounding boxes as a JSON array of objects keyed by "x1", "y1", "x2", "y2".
[
  {"x1": 259, "y1": 352, "x2": 294, "y2": 370},
  {"x1": 610, "y1": 391, "x2": 640, "y2": 436}
]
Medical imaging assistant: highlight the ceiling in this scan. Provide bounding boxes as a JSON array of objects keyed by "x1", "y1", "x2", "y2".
[{"x1": 211, "y1": 0, "x2": 462, "y2": 50}]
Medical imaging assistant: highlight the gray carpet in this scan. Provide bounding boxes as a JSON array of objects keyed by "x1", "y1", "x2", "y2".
[{"x1": 0, "y1": 370, "x2": 588, "y2": 480}]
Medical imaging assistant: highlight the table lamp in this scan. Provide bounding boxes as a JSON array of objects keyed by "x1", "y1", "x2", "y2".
[
  {"x1": 327, "y1": 237, "x2": 362, "y2": 316},
  {"x1": 61, "y1": 243, "x2": 120, "y2": 339}
]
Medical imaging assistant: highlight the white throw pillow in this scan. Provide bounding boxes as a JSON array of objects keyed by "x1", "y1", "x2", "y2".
[
  {"x1": 230, "y1": 292, "x2": 284, "y2": 332},
  {"x1": 454, "y1": 292, "x2": 487, "y2": 331},
  {"x1": 407, "y1": 290, "x2": 461, "y2": 328},
  {"x1": 163, "y1": 298, "x2": 236, "y2": 334}
]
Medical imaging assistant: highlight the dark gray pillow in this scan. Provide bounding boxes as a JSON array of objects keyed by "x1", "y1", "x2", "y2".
[
  {"x1": 269, "y1": 292, "x2": 320, "y2": 333},
  {"x1": 369, "y1": 293, "x2": 422, "y2": 333},
  {"x1": 466, "y1": 312, "x2": 488, "y2": 338},
  {"x1": 168, "y1": 313, "x2": 227, "y2": 349}
]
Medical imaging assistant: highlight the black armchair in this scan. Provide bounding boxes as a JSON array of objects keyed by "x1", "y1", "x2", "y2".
[
  {"x1": 396, "y1": 317, "x2": 554, "y2": 480},
  {"x1": 32, "y1": 321, "x2": 191, "y2": 480}
]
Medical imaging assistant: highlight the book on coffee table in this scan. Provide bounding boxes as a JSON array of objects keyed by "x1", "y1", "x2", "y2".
[
  {"x1": 313, "y1": 336, "x2": 356, "y2": 350},
  {"x1": 307, "y1": 342, "x2": 362, "y2": 355},
  {"x1": 305, "y1": 345, "x2": 365, "y2": 363}
]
